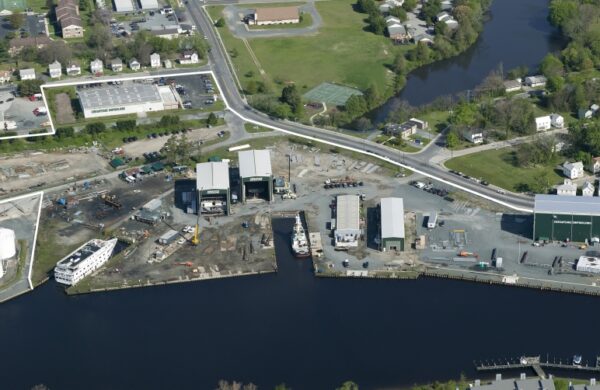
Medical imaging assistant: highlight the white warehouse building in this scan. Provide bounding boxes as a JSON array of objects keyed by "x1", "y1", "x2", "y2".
[
  {"x1": 0, "y1": 227, "x2": 16, "y2": 279},
  {"x1": 78, "y1": 83, "x2": 179, "y2": 119},
  {"x1": 196, "y1": 161, "x2": 231, "y2": 215},
  {"x1": 334, "y1": 194, "x2": 360, "y2": 250},
  {"x1": 54, "y1": 238, "x2": 117, "y2": 285}
]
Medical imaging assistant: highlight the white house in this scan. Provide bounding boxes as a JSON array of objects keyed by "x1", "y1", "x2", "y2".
[
  {"x1": 503, "y1": 79, "x2": 522, "y2": 93},
  {"x1": 48, "y1": 60, "x2": 62, "y2": 78},
  {"x1": 525, "y1": 75, "x2": 547, "y2": 88},
  {"x1": 385, "y1": 16, "x2": 401, "y2": 26},
  {"x1": 90, "y1": 58, "x2": 103, "y2": 74},
  {"x1": 556, "y1": 179, "x2": 577, "y2": 196},
  {"x1": 0, "y1": 70, "x2": 11, "y2": 83},
  {"x1": 150, "y1": 53, "x2": 161, "y2": 68},
  {"x1": 110, "y1": 58, "x2": 123, "y2": 72},
  {"x1": 462, "y1": 129, "x2": 483, "y2": 144},
  {"x1": 583, "y1": 181, "x2": 595, "y2": 197},
  {"x1": 178, "y1": 50, "x2": 199, "y2": 65},
  {"x1": 19, "y1": 68, "x2": 35, "y2": 80},
  {"x1": 535, "y1": 115, "x2": 551, "y2": 131},
  {"x1": 129, "y1": 58, "x2": 140, "y2": 71},
  {"x1": 589, "y1": 157, "x2": 600, "y2": 174},
  {"x1": 562, "y1": 161, "x2": 584, "y2": 179},
  {"x1": 66, "y1": 61, "x2": 81, "y2": 76},
  {"x1": 550, "y1": 113, "x2": 564, "y2": 128},
  {"x1": 163, "y1": 59, "x2": 172, "y2": 69}
]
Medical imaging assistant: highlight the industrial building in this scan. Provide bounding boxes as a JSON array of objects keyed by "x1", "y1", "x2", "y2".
[
  {"x1": 113, "y1": 0, "x2": 134, "y2": 12},
  {"x1": 334, "y1": 194, "x2": 360, "y2": 250},
  {"x1": 252, "y1": 6, "x2": 300, "y2": 25},
  {"x1": 196, "y1": 161, "x2": 231, "y2": 215},
  {"x1": 238, "y1": 149, "x2": 273, "y2": 203},
  {"x1": 380, "y1": 197, "x2": 405, "y2": 251},
  {"x1": 0, "y1": 227, "x2": 16, "y2": 278},
  {"x1": 472, "y1": 374, "x2": 555, "y2": 390},
  {"x1": 533, "y1": 195, "x2": 600, "y2": 242},
  {"x1": 54, "y1": 238, "x2": 117, "y2": 285},
  {"x1": 77, "y1": 83, "x2": 179, "y2": 119}
]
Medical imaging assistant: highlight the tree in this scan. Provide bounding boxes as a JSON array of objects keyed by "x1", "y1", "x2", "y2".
[
  {"x1": 446, "y1": 130, "x2": 460, "y2": 148},
  {"x1": 421, "y1": 0, "x2": 441, "y2": 24},
  {"x1": 392, "y1": 53, "x2": 407, "y2": 74},
  {"x1": 450, "y1": 102, "x2": 478, "y2": 126},
  {"x1": 549, "y1": 0, "x2": 578, "y2": 28},
  {"x1": 87, "y1": 24, "x2": 112, "y2": 52},
  {"x1": 207, "y1": 112, "x2": 218, "y2": 126},
  {"x1": 274, "y1": 384, "x2": 290, "y2": 390},
  {"x1": 159, "y1": 115, "x2": 180, "y2": 127},
  {"x1": 415, "y1": 41, "x2": 431, "y2": 63},
  {"x1": 368, "y1": 13, "x2": 386, "y2": 35},
  {"x1": 402, "y1": 0, "x2": 417, "y2": 12},
  {"x1": 547, "y1": 75, "x2": 565, "y2": 92},
  {"x1": 215, "y1": 17, "x2": 225, "y2": 27},
  {"x1": 18, "y1": 80, "x2": 44, "y2": 96},
  {"x1": 389, "y1": 6, "x2": 407, "y2": 22},
  {"x1": 245, "y1": 80, "x2": 258, "y2": 94},
  {"x1": 9, "y1": 13, "x2": 24, "y2": 30},
  {"x1": 356, "y1": 0, "x2": 377, "y2": 15},
  {"x1": 273, "y1": 103, "x2": 292, "y2": 119},
  {"x1": 507, "y1": 65, "x2": 529, "y2": 80},
  {"x1": 352, "y1": 116, "x2": 372, "y2": 132},
  {"x1": 56, "y1": 127, "x2": 75, "y2": 138},
  {"x1": 38, "y1": 41, "x2": 73, "y2": 65},
  {"x1": 344, "y1": 94, "x2": 367, "y2": 118},
  {"x1": 363, "y1": 84, "x2": 380, "y2": 110},
  {"x1": 115, "y1": 120, "x2": 137, "y2": 132},
  {"x1": 85, "y1": 122, "x2": 106, "y2": 134},
  {"x1": 280, "y1": 84, "x2": 303, "y2": 116},
  {"x1": 539, "y1": 53, "x2": 564, "y2": 78},
  {"x1": 337, "y1": 381, "x2": 359, "y2": 390}
]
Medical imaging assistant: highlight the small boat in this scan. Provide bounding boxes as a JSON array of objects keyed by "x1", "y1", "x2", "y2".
[
  {"x1": 573, "y1": 355, "x2": 583, "y2": 365},
  {"x1": 342, "y1": 259, "x2": 349, "y2": 268},
  {"x1": 291, "y1": 213, "x2": 310, "y2": 258}
]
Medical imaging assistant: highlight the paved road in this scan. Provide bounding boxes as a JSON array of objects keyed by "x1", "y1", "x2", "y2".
[
  {"x1": 186, "y1": 0, "x2": 535, "y2": 211},
  {"x1": 223, "y1": 1, "x2": 322, "y2": 38}
]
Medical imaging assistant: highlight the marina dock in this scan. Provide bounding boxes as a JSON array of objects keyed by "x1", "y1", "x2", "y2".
[{"x1": 475, "y1": 356, "x2": 600, "y2": 378}]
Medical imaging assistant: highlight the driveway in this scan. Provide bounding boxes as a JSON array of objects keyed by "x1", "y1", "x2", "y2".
[{"x1": 223, "y1": 1, "x2": 322, "y2": 38}]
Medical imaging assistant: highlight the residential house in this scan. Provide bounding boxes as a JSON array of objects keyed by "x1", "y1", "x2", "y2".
[
  {"x1": 388, "y1": 24, "x2": 411, "y2": 43},
  {"x1": 178, "y1": 50, "x2": 199, "y2": 64},
  {"x1": 113, "y1": 0, "x2": 134, "y2": 12},
  {"x1": 19, "y1": 68, "x2": 36, "y2": 80},
  {"x1": 444, "y1": 18, "x2": 459, "y2": 29},
  {"x1": 56, "y1": 0, "x2": 84, "y2": 38},
  {"x1": 66, "y1": 61, "x2": 81, "y2": 76},
  {"x1": 90, "y1": 58, "x2": 103, "y2": 75},
  {"x1": 8, "y1": 36, "x2": 52, "y2": 56},
  {"x1": 592, "y1": 104, "x2": 600, "y2": 114},
  {"x1": 462, "y1": 128, "x2": 483, "y2": 144},
  {"x1": 110, "y1": 58, "x2": 123, "y2": 72},
  {"x1": 129, "y1": 58, "x2": 141, "y2": 71},
  {"x1": 413, "y1": 34, "x2": 434, "y2": 45},
  {"x1": 385, "y1": 16, "x2": 401, "y2": 26},
  {"x1": 440, "y1": 0, "x2": 453, "y2": 10},
  {"x1": 535, "y1": 115, "x2": 551, "y2": 131},
  {"x1": 588, "y1": 157, "x2": 600, "y2": 174},
  {"x1": 550, "y1": 113, "x2": 564, "y2": 128},
  {"x1": 48, "y1": 60, "x2": 62, "y2": 78},
  {"x1": 379, "y1": 0, "x2": 404, "y2": 14},
  {"x1": 583, "y1": 181, "x2": 595, "y2": 197},
  {"x1": 524, "y1": 75, "x2": 547, "y2": 88},
  {"x1": 503, "y1": 79, "x2": 521, "y2": 93},
  {"x1": 0, "y1": 70, "x2": 11, "y2": 83},
  {"x1": 409, "y1": 118, "x2": 428, "y2": 130},
  {"x1": 562, "y1": 161, "x2": 584, "y2": 179},
  {"x1": 578, "y1": 107, "x2": 593, "y2": 120},
  {"x1": 556, "y1": 179, "x2": 577, "y2": 196},
  {"x1": 163, "y1": 59, "x2": 172, "y2": 69},
  {"x1": 150, "y1": 53, "x2": 161, "y2": 68},
  {"x1": 436, "y1": 11, "x2": 452, "y2": 22}
]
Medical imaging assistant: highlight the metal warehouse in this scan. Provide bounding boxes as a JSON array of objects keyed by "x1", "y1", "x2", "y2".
[
  {"x1": 196, "y1": 161, "x2": 230, "y2": 215},
  {"x1": 533, "y1": 194, "x2": 600, "y2": 242},
  {"x1": 380, "y1": 197, "x2": 405, "y2": 251},
  {"x1": 78, "y1": 83, "x2": 179, "y2": 118},
  {"x1": 334, "y1": 194, "x2": 360, "y2": 249},
  {"x1": 238, "y1": 149, "x2": 273, "y2": 202}
]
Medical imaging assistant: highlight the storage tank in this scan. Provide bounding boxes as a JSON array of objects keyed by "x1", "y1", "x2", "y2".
[{"x1": 0, "y1": 228, "x2": 16, "y2": 260}]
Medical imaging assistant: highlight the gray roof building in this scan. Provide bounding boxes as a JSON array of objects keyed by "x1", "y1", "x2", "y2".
[
  {"x1": 238, "y1": 149, "x2": 272, "y2": 178},
  {"x1": 534, "y1": 194, "x2": 600, "y2": 216},
  {"x1": 196, "y1": 161, "x2": 230, "y2": 191},
  {"x1": 78, "y1": 83, "x2": 162, "y2": 111}
]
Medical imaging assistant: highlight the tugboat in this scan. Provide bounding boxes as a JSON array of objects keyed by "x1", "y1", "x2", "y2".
[
  {"x1": 291, "y1": 213, "x2": 310, "y2": 258},
  {"x1": 573, "y1": 355, "x2": 583, "y2": 366}
]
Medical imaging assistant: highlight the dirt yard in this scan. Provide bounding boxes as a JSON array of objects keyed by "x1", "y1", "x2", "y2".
[{"x1": 55, "y1": 93, "x2": 75, "y2": 124}]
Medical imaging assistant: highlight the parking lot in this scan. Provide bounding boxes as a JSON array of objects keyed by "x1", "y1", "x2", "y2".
[
  {"x1": 0, "y1": 87, "x2": 49, "y2": 136},
  {"x1": 169, "y1": 74, "x2": 218, "y2": 111}
]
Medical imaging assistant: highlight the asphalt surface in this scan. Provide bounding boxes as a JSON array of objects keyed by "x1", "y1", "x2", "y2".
[{"x1": 185, "y1": 0, "x2": 535, "y2": 211}]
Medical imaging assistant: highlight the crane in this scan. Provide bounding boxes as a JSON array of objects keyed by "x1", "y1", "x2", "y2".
[{"x1": 191, "y1": 190, "x2": 201, "y2": 246}]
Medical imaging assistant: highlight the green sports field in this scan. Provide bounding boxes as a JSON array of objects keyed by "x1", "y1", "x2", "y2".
[
  {"x1": 0, "y1": 0, "x2": 26, "y2": 9},
  {"x1": 303, "y1": 82, "x2": 363, "y2": 106}
]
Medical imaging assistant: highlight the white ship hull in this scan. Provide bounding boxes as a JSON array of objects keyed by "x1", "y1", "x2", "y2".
[
  {"x1": 54, "y1": 238, "x2": 118, "y2": 286},
  {"x1": 291, "y1": 213, "x2": 310, "y2": 258}
]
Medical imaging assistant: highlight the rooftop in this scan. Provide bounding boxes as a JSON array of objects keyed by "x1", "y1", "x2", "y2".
[
  {"x1": 78, "y1": 83, "x2": 162, "y2": 110},
  {"x1": 56, "y1": 238, "x2": 116, "y2": 269},
  {"x1": 380, "y1": 197, "x2": 404, "y2": 239},
  {"x1": 474, "y1": 377, "x2": 555, "y2": 390},
  {"x1": 534, "y1": 194, "x2": 600, "y2": 216},
  {"x1": 336, "y1": 194, "x2": 360, "y2": 231},
  {"x1": 196, "y1": 161, "x2": 230, "y2": 191},
  {"x1": 254, "y1": 6, "x2": 299, "y2": 22},
  {"x1": 238, "y1": 149, "x2": 272, "y2": 178}
]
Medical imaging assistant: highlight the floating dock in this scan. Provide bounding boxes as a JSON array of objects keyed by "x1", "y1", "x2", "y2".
[{"x1": 475, "y1": 356, "x2": 600, "y2": 378}]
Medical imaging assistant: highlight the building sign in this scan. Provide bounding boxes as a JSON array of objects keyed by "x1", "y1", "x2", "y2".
[
  {"x1": 553, "y1": 220, "x2": 591, "y2": 225},
  {"x1": 247, "y1": 177, "x2": 264, "y2": 182},
  {"x1": 205, "y1": 190, "x2": 220, "y2": 195},
  {"x1": 90, "y1": 107, "x2": 126, "y2": 114}
]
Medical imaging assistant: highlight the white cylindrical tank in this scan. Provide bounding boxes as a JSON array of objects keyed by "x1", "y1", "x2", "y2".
[{"x1": 0, "y1": 227, "x2": 16, "y2": 260}]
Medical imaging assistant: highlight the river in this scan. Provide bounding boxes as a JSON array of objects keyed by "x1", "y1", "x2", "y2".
[
  {"x1": 2, "y1": 218, "x2": 600, "y2": 390},
  {"x1": 373, "y1": 0, "x2": 567, "y2": 122}
]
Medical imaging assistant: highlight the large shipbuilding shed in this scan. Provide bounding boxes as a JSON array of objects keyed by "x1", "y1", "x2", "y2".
[
  {"x1": 237, "y1": 149, "x2": 273, "y2": 203},
  {"x1": 380, "y1": 197, "x2": 405, "y2": 251},
  {"x1": 196, "y1": 161, "x2": 230, "y2": 215},
  {"x1": 533, "y1": 194, "x2": 600, "y2": 242}
]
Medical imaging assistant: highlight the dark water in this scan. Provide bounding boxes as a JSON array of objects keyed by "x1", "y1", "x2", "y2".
[
  {"x1": 374, "y1": 0, "x2": 567, "y2": 121},
  {"x1": 2, "y1": 218, "x2": 600, "y2": 390}
]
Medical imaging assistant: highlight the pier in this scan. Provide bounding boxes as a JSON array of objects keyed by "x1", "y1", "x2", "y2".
[{"x1": 475, "y1": 356, "x2": 600, "y2": 378}]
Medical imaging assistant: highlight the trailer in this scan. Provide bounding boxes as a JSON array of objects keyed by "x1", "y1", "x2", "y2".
[
  {"x1": 427, "y1": 212, "x2": 438, "y2": 229},
  {"x1": 158, "y1": 229, "x2": 179, "y2": 245}
]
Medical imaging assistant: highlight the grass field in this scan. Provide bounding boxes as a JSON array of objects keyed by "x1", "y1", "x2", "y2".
[
  {"x1": 303, "y1": 82, "x2": 363, "y2": 106},
  {"x1": 445, "y1": 148, "x2": 563, "y2": 192},
  {"x1": 244, "y1": 123, "x2": 273, "y2": 133},
  {"x1": 419, "y1": 110, "x2": 450, "y2": 133}
]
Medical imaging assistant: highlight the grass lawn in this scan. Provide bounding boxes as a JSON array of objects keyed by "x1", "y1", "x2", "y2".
[
  {"x1": 375, "y1": 134, "x2": 420, "y2": 152},
  {"x1": 420, "y1": 110, "x2": 450, "y2": 133},
  {"x1": 244, "y1": 122, "x2": 273, "y2": 133},
  {"x1": 248, "y1": 0, "x2": 404, "y2": 93},
  {"x1": 445, "y1": 148, "x2": 563, "y2": 192},
  {"x1": 410, "y1": 134, "x2": 430, "y2": 146},
  {"x1": 249, "y1": 12, "x2": 313, "y2": 30}
]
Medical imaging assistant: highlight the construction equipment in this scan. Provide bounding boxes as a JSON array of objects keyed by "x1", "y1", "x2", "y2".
[
  {"x1": 100, "y1": 193, "x2": 122, "y2": 209},
  {"x1": 191, "y1": 191, "x2": 201, "y2": 246},
  {"x1": 176, "y1": 261, "x2": 193, "y2": 267},
  {"x1": 458, "y1": 250, "x2": 479, "y2": 258}
]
